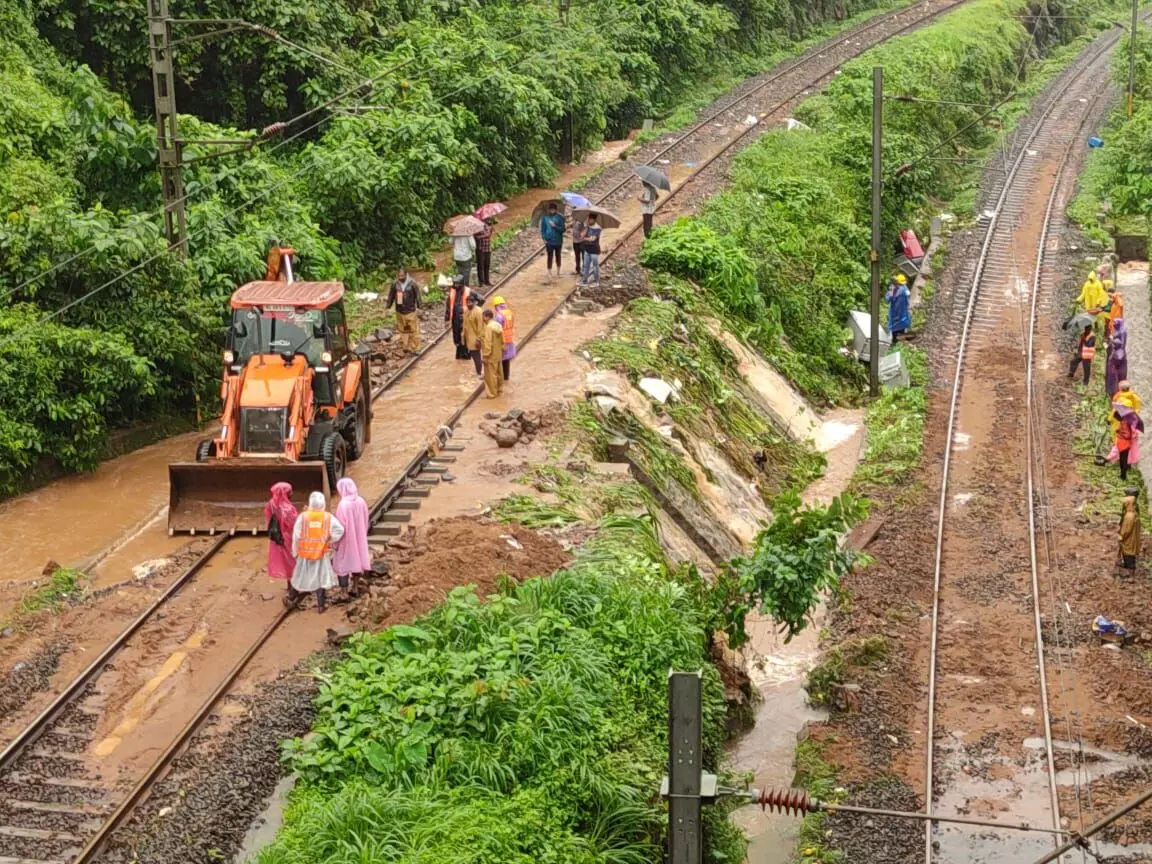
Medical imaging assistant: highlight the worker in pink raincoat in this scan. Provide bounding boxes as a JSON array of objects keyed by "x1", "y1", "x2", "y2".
[
  {"x1": 263, "y1": 482, "x2": 298, "y2": 589},
  {"x1": 332, "y1": 477, "x2": 371, "y2": 599}
]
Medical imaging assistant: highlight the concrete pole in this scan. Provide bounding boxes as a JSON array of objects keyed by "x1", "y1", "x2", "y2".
[{"x1": 870, "y1": 66, "x2": 884, "y2": 396}]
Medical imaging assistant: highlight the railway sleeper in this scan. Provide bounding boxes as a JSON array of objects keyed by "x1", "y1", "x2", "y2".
[
  {"x1": 0, "y1": 776, "x2": 106, "y2": 805},
  {"x1": 0, "y1": 799, "x2": 103, "y2": 834},
  {"x1": 0, "y1": 824, "x2": 81, "y2": 859}
]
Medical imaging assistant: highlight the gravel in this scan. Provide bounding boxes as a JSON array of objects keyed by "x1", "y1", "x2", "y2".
[{"x1": 100, "y1": 658, "x2": 331, "y2": 864}]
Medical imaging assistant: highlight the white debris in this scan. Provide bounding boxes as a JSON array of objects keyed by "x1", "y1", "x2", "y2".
[
  {"x1": 784, "y1": 118, "x2": 811, "y2": 131},
  {"x1": 355, "y1": 291, "x2": 379, "y2": 301},
  {"x1": 133, "y1": 558, "x2": 172, "y2": 581},
  {"x1": 639, "y1": 377, "x2": 677, "y2": 404},
  {"x1": 501, "y1": 535, "x2": 523, "y2": 551},
  {"x1": 743, "y1": 114, "x2": 759, "y2": 126}
]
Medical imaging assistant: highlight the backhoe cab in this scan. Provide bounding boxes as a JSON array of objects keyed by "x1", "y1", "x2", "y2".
[{"x1": 168, "y1": 249, "x2": 373, "y2": 535}]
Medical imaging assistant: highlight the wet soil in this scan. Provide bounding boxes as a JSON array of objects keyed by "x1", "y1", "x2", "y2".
[{"x1": 351, "y1": 517, "x2": 572, "y2": 629}]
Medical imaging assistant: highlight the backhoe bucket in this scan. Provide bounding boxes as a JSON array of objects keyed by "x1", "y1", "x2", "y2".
[{"x1": 168, "y1": 461, "x2": 329, "y2": 535}]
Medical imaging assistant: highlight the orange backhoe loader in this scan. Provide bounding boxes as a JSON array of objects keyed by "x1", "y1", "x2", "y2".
[{"x1": 168, "y1": 249, "x2": 373, "y2": 534}]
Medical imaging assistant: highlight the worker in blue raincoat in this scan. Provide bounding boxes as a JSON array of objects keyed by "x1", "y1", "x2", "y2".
[{"x1": 887, "y1": 273, "x2": 911, "y2": 342}]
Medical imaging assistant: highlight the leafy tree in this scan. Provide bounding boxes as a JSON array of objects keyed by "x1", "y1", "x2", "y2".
[{"x1": 714, "y1": 492, "x2": 868, "y2": 646}]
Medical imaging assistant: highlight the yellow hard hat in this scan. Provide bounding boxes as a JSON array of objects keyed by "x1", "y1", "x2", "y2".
[
  {"x1": 492, "y1": 296, "x2": 506, "y2": 306},
  {"x1": 895, "y1": 273, "x2": 907, "y2": 284}
]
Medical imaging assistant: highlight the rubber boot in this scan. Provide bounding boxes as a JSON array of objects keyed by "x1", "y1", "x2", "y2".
[
  {"x1": 283, "y1": 585, "x2": 302, "y2": 609},
  {"x1": 316, "y1": 588, "x2": 328, "y2": 614}
]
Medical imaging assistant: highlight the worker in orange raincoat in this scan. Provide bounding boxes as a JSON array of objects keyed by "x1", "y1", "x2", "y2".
[
  {"x1": 492, "y1": 295, "x2": 516, "y2": 381},
  {"x1": 288, "y1": 491, "x2": 344, "y2": 614}
]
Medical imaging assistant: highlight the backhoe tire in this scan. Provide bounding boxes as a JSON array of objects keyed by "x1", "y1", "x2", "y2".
[
  {"x1": 321, "y1": 433, "x2": 347, "y2": 492},
  {"x1": 346, "y1": 392, "x2": 368, "y2": 461},
  {"x1": 195, "y1": 439, "x2": 213, "y2": 462}
]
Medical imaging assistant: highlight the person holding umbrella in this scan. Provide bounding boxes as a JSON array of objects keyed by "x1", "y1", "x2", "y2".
[
  {"x1": 572, "y1": 212, "x2": 587, "y2": 277},
  {"x1": 473, "y1": 203, "x2": 505, "y2": 288},
  {"x1": 639, "y1": 182, "x2": 658, "y2": 237},
  {"x1": 1068, "y1": 323, "x2": 1096, "y2": 386},
  {"x1": 453, "y1": 232, "x2": 475, "y2": 285},
  {"x1": 540, "y1": 202, "x2": 566, "y2": 281},
  {"x1": 581, "y1": 213, "x2": 602, "y2": 288},
  {"x1": 633, "y1": 166, "x2": 669, "y2": 238}
]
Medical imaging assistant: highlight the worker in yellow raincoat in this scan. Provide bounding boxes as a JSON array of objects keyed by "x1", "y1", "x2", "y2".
[
  {"x1": 1111, "y1": 380, "x2": 1143, "y2": 434},
  {"x1": 481, "y1": 309, "x2": 505, "y2": 398},
  {"x1": 1077, "y1": 270, "x2": 1108, "y2": 313}
]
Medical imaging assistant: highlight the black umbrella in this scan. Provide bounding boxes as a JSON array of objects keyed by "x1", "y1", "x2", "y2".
[
  {"x1": 633, "y1": 165, "x2": 670, "y2": 191},
  {"x1": 531, "y1": 198, "x2": 564, "y2": 226}
]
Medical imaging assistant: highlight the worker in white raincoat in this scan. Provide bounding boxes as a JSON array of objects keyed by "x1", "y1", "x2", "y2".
[{"x1": 287, "y1": 491, "x2": 344, "y2": 613}]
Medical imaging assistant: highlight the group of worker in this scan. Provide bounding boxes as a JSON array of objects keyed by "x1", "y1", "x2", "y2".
[
  {"x1": 1068, "y1": 263, "x2": 1145, "y2": 577},
  {"x1": 539, "y1": 202, "x2": 605, "y2": 285},
  {"x1": 263, "y1": 480, "x2": 372, "y2": 613},
  {"x1": 384, "y1": 267, "x2": 516, "y2": 399}
]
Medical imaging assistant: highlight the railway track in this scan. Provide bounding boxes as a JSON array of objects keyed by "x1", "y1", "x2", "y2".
[
  {"x1": 923, "y1": 23, "x2": 1131, "y2": 864},
  {"x1": 0, "y1": 0, "x2": 975, "y2": 859}
]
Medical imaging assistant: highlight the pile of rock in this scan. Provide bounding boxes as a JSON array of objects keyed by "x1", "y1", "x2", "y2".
[{"x1": 479, "y1": 408, "x2": 542, "y2": 448}]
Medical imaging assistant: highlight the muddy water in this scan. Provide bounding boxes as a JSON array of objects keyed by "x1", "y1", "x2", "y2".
[
  {"x1": 730, "y1": 618, "x2": 827, "y2": 864},
  {"x1": 0, "y1": 429, "x2": 203, "y2": 590},
  {"x1": 729, "y1": 409, "x2": 863, "y2": 864}
]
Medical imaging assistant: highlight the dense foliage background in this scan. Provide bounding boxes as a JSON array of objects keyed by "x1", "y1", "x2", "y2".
[
  {"x1": 0, "y1": 0, "x2": 901, "y2": 492},
  {"x1": 640, "y1": 0, "x2": 1125, "y2": 403}
]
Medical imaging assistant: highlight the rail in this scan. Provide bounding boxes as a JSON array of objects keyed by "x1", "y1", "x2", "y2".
[{"x1": 921, "y1": 25, "x2": 1127, "y2": 863}]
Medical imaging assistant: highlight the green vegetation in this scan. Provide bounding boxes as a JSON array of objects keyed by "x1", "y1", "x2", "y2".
[
  {"x1": 569, "y1": 399, "x2": 702, "y2": 498},
  {"x1": 851, "y1": 346, "x2": 928, "y2": 492},
  {"x1": 709, "y1": 493, "x2": 868, "y2": 647},
  {"x1": 586, "y1": 281, "x2": 824, "y2": 494},
  {"x1": 0, "y1": 0, "x2": 909, "y2": 495},
  {"x1": 264, "y1": 513, "x2": 746, "y2": 864},
  {"x1": 1069, "y1": 32, "x2": 1152, "y2": 247},
  {"x1": 641, "y1": 0, "x2": 1124, "y2": 405},
  {"x1": 4, "y1": 566, "x2": 89, "y2": 630},
  {"x1": 804, "y1": 635, "x2": 890, "y2": 706}
]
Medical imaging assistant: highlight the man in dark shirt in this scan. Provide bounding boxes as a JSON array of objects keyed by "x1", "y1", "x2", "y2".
[
  {"x1": 475, "y1": 222, "x2": 494, "y2": 287},
  {"x1": 386, "y1": 269, "x2": 423, "y2": 353}
]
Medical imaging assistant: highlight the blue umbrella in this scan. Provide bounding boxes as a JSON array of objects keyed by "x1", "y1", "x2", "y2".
[{"x1": 561, "y1": 192, "x2": 591, "y2": 208}]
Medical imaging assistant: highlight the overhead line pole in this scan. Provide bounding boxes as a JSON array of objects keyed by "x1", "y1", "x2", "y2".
[
  {"x1": 148, "y1": 0, "x2": 188, "y2": 256},
  {"x1": 1129, "y1": 0, "x2": 1139, "y2": 117},
  {"x1": 869, "y1": 66, "x2": 883, "y2": 397}
]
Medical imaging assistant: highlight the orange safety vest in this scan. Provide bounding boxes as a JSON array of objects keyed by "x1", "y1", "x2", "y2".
[
  {"x1": 1081, "y1": 341, "x2": 1096, "y2": 361},
  {"x1": 447, "y1": 286, "x2": 471, "y2": 320},
  {"x1": 296, "y1": 510, "x2": 331, "y2": 561},
  {"x1": 498, "y1": 308, "x2": 514, "y2": 344}
]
